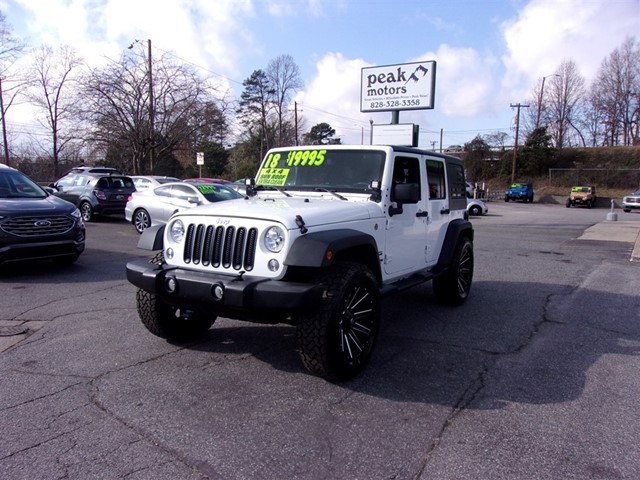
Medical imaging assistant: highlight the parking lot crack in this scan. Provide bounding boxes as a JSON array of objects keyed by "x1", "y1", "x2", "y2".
[{"x1": 0, "y1": 377, "x2": 88, "y2": 412}]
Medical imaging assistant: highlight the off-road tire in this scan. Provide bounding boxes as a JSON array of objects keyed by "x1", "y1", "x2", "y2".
[
  {"x1": 80, "y1": 201, "x2": 94, "y2": 222},
  {"x1": 433, "y1": 236, "x2": 474, "y2": 306},
  {"x1": 297, "y1": 262, "x2": 381, "y2": 381},
  {"x1": 133, "y1": 208, "x2": 151, "y2": 233},
  {"x1": 135, "y1": 252, "x2": 215, "y2": 340},
  {"x1": 566, "y1": 198, "x2": 571, "y2": 208}
]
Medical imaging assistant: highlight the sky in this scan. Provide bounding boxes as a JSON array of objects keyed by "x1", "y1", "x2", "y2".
[{"x1": 1, "y1": 0, "x2": 639, "y2": 150}]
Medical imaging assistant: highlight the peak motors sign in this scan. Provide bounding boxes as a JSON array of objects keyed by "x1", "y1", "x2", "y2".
[{"x1": 360, "y1": 61, "x2": 436, "y2": 113}]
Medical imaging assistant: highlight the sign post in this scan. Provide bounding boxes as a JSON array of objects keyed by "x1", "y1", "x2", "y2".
[{"x1": 197, "y1": 151, "x2": 204, "y2": 178}]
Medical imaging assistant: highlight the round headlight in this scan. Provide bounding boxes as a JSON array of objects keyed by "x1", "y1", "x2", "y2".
[
  {"x1": 169, "y1": 219, "x2": 185, "y2": 243},
  {"x1": 264, "y1": 226, "x2": 285, "y2": 253}
]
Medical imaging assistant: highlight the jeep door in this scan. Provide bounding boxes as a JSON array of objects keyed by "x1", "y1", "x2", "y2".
[
  {"x1": 384, "y1": 155, "x2": 428, "y2": 275},
  {"x1": 425, "y1": 158, "x2": 450, "y2": 264}
]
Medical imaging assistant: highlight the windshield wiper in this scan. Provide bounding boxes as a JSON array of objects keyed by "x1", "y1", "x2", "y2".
[
  {"x1": 255, "y1": 185, "x2": 291, "y2": 197},
  {"x1": 314, "y1": 187, "x2": 347, "y2": 201}
]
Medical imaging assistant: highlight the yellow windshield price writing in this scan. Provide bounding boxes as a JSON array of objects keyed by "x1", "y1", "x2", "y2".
[
  {"x1": 256, "y1": 168, "x2": 289, "y2": 186},
  {"x1": 263, "y1": 150, "x2": 327, "y2": 168},
  {"x1": 286, "y1": 149, "x2": 326, "y2": 166}
]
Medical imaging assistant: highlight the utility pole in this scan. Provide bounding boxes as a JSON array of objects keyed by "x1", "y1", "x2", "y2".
[
  {"x1": 535, "y1": 74, "x2": 559, "y2": 130},
  {"x1": 510, "y1": 103, "x2": 529, "y2": 183},
  {"x1": 294, "y1": 101, "x2": 298, "y2": 146},
  {"x1": 0, "y1": 77, "x2": 8, "y2": 166},
  {"x1": 148, "y1": 39, "x2": 154, "y2": 172}
]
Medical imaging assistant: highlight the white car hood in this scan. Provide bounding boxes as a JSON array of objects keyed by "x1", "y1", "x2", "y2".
[{"x1": 176, "y1": 193, "x2": 382, "y2": 230}]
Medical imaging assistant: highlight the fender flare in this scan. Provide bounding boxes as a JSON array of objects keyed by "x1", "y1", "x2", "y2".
[
  {"x1": 436, "y1": 219, "x2": 474, "y2": 267},
  {"x1": 137, "y1": 224, "x2": 165, "y2": 251},
  {"x1": 285, "y1": 229, "x2": 379, "y2": 269}
]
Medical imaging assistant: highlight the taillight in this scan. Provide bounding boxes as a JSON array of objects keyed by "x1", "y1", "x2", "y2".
[
  {"x1": 93, "y1": 189, "x2": 107, "y2": 200},
  {"x1": 127, "y1": 195, "x2": 133, "y2": 202}
]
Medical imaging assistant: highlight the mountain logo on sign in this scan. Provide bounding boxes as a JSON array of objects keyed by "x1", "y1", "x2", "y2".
[{"x1": 404, "y1": 65, "x2": 429, "y2": 85}]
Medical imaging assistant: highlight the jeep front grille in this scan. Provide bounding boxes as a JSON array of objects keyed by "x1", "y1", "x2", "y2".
[
  {"x1": 1, "y1": 215, "x2": 75, "y2": 237},
  {"x1": 183, "y1": 224, "x2": 258, "y2": 271}
]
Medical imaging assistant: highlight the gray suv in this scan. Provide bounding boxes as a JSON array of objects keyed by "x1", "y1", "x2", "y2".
[
  {"x1": 49, "y1": 172, "x2": 136, "y2": 222},
  {"x1": 0, "y1": 164, "x2": 85, "y2": 266}
]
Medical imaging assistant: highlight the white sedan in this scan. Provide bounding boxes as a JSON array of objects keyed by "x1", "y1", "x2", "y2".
[
  {"x1": 125, "y1": 181, "x2": 243, "y2": 233},
  {"x1": 467, "y1": 198, "x2": 488, "y2": 216}
]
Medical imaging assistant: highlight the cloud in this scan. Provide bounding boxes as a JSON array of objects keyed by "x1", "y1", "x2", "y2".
[
  {"x1": 295, "y1": 52, "x2": 373, "y2": 142},
  {"x1": 415, "y1": 45, "x2": 497, "y2": 118},
  {"x1": 500, "y1": 0, "x2": 639, "y2": 94}
]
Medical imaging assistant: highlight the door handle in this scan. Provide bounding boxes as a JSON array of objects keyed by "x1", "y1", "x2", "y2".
[
  {"x1": 440, "y1": 208, "x2": 450, "y2": 214},
  {"x1": 416, "y1": 211, "x2": 429, "y2": 218}
]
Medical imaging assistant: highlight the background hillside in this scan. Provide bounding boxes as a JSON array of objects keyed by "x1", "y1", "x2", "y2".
[{"x1": 465, "y1": 146, "x2": 640, "y2": 201}]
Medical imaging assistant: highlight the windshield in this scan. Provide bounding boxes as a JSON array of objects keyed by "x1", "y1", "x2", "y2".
[
  {"x1": 0, "y1": 170, "x2": 47, "y2": 198},
  {"x1": 256, "y1": 148, "x2": 386, "y2": 192},
  {"x1": 194, "y1": 184, "x2": 243, "y2": 202}
]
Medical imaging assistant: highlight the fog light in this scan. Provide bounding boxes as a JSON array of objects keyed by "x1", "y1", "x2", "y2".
[
  {"x1": 268, "y1": 259, "x2": 279, "y2": 272},
  {"x1": 166, "y1": 248, "x2": 174, "y2": 259},
  {"x1": 211, "y1": 283, "x2": 224, "y2": 300},
  {"x1": 165, "y1": 276, "x2": 178, "y2": 293}
]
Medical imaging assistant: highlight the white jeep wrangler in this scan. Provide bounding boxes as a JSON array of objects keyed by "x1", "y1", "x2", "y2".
[{"x1": 126, "y1": 145, "x2": 474, "y2": 380}]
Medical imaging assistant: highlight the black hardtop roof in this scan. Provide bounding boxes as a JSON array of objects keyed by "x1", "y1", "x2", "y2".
[{"x1": 389, "y1": 145, "x2": 464, "y2": 166}]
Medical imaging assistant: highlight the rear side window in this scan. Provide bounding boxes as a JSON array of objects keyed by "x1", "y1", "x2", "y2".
[
  {"x1": 446, "y1": 159, "x2": 467, "y2": 210},
  {"x1": 426, "y1": 160, "x2": 446, "y2": 199}
]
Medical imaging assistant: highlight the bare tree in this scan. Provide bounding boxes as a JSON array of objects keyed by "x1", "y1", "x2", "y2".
[
  {"x1": 266, "y1": 55, "x2": 302, "y2": 147},
  {"x1": 587, "y1": 37, "x2": 639, "y2": 146},
  {"x1": 27, "y1": 45, "x2": 84, "y2": 177},
  {"x1": 581, "y1": 88, "x2": 607, "y2": 147},
  {"x1": 0, "y1": 12, "x2": 27, "y2": 165},
  {"x1": 81, "y1": 46, "x2": 220, "y2": 175},
  {"x1": 545, "y1": 60, "x2": 586, "y2": 148}
]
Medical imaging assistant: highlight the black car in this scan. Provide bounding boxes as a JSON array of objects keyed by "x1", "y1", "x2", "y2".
[
  {"x1": 0, "y1": 164, "x2": 85, "y2": 266},
  {"x1": 49, "y1": 171, "x2": 136, "y2": 222}
]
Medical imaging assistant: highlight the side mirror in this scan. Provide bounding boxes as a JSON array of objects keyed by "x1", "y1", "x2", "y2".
[
  {"x1": 393, "y1": 182, "x2": 420, "y2": 203},
  {"x1": 389, "y1": 183, "x2": 420, "y2": 217},
  {"x1": 245, "y1": 177, "x2": 256, "y2": 197},
  {"x1": 186, "y1": 196, "x2": 200, "y2": 205}
]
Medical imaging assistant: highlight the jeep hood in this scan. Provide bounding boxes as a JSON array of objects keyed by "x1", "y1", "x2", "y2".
[{"x1": 176, "y1": 195, "x2": 381, "y2": 229}]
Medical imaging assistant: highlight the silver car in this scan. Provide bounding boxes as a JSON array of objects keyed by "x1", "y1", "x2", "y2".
[
  {"x1": 125, "y1": 182, "x2": 242, "y2": 233},
  {"x1": 467, "y1": 198, "x2": 488, "y2": 216},
  {"x1": 622, "y1": 189, "x2": 640, "y2": 213},
  {"x1": 130, "y1": 175, "x2": 181, "y2": 191}
]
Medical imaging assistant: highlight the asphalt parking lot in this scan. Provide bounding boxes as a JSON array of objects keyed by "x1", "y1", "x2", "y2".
[{"x1": 1, "y1": 203, "x2": 640, "y2": 479}]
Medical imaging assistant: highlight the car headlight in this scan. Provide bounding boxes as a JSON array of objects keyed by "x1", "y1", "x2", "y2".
[
  {"x1": 169, "y1": 219, "x2": 185, "y2": 243},
  {"x1": 70, "y1": 208, "x2": 81, "y2": 219},
  {"x1": 264, "y1": 226, "x2": 285, "y2": 253}
]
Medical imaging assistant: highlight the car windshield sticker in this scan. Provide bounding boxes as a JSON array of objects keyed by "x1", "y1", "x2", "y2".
[
  {"x1": 257, "y1": 150, "x2": 327, "y2": 186},
  {"x1": 256, "y1": 168, "x2": 290, "y2": 186},
  {"x1": 196, "y1": 185, "x2": 217, "y2": 194}
]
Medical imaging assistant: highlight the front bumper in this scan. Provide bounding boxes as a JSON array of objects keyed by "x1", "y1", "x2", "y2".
[
  {"x1": 126, "y1": 259, "x2": 325, "y2": 313},
  {"x1": 0, "y1": 238, "x2": 85, "y2": 265}
]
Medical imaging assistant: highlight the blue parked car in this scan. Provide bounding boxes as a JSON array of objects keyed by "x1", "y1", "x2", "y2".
[{"x1": 504, "y1": 182, "x2": 534, "y2": 203}]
